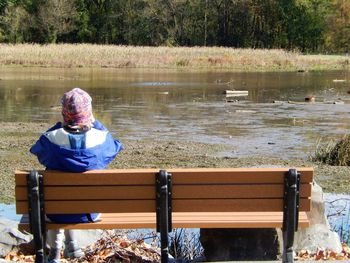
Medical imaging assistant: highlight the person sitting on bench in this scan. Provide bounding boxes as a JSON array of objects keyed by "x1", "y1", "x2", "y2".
[{"x1": 30, "y1": 87, "x2": 122, "y2": 263}]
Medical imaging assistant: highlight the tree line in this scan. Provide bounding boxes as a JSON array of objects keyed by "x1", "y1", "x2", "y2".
[{"x1": 0, "y1": 0, "x2": 349, "y2": 53}]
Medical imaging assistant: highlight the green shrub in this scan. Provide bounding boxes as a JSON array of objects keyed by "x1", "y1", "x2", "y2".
[{"x1": 176, "y1": 59, "x2": 189, "y2": 67}]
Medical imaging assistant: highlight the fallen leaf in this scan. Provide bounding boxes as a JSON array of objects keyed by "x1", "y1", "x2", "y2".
[{"x1": 119, "y1": 241, "x2": 130, "y2": 248}]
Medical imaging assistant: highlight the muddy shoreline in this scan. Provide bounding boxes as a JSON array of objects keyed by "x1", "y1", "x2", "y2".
[{"x1": 1, "y1": 122, "x2": 349, "y2": 203}]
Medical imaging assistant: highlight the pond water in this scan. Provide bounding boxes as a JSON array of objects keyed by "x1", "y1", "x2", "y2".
[
  {"x1": 0, "y1": 67, "x2": 350, "y2": 158},
  {"x1": 325, "y1": 193, "x2": 350, "y2": 244},
  {"x1": 0, "y1": 203, "x2": 21, "y2": 221}
]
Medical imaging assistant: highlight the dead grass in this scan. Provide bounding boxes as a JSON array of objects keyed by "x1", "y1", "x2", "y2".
[
  {"x1": 0, "y1": 44, "x2": 349, "y2": 71},
  {"x1": 312, "y1": 135, "x2": 350, "y2": 166}
]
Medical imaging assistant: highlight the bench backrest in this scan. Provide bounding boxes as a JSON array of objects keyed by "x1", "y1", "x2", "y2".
[{"x1": 15, "y1": 168, "x2": 313, "y2": 215}]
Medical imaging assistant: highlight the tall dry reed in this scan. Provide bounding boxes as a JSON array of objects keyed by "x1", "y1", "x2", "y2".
[{"x1": 0, "y1": 44, "x2": 349, "y2": 71}]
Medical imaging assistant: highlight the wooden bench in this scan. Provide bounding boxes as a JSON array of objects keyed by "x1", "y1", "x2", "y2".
[{"x1": 15, "y1": 167, "x2": 313, "y2": 263}]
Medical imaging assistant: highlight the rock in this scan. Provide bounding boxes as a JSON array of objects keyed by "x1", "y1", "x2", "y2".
[
  {"x1": 294, "y1": 224, "x2": 342, "y2": 253},
  {"x1": 293, "y1": 182, "x2": 342, "y2": 253},
  {"x1": 306, "y1": 182, "x2": 329, "y2": 226},
  {"x1": 0, "y1": 217, "x2": 32, "y2": 258},
  {"x1": 199, "y1": 228, "x2": 279, "y2": 261},
  {"x1": 0, "y1": 216, "x2": 105, "y2": 258},
  {"x1": 73, "y1": 229, "x2": 105, "y2": 248}
]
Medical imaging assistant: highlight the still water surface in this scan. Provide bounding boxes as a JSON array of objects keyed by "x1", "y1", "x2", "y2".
[{"x1": 0, "y1": 67, "x2": 349, "y2": 158}]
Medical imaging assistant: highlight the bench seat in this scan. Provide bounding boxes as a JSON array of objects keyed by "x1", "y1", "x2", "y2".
[{"x1": 19, "y1": 211, "x2": 310, "y2": 230}]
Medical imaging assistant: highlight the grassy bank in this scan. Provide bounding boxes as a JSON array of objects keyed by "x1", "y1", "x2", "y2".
[{"x1": 0, "y1": 44, "x2": 349, "y2": 71}]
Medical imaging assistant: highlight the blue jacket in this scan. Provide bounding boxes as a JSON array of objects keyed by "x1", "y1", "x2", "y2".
[{"x1": 30, "y1": 120, "x2": 122, "y2": 223}]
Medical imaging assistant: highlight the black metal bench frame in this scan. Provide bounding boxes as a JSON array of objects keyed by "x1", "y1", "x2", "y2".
[{"x1": 26, "y1": 168, "x2": 300, "y2": 263}]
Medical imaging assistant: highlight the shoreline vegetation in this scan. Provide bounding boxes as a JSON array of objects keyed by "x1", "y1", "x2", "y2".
[{"x1": 0, "y1": 44, "x2": 349, "y2": 72}]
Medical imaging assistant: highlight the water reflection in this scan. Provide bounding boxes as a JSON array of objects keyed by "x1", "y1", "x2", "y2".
[
  {"x1": 0, "y1": 68, "x2": 349, "y2": 158},
  {"x1": 325, "y1": 194, "x2": 350, "y2": 244}
]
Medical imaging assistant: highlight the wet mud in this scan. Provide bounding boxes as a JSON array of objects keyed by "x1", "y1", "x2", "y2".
[{"x1": 1, "y1": 122, "x2": 349, "y2": 204}]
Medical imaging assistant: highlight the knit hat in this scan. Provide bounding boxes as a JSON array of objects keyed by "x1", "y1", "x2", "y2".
[{"x1": 61, "y1": 88, "x2": 95, "y2": 129}]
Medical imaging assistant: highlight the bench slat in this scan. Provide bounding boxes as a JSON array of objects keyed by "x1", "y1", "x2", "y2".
[
  {"x1": 15, "y1": 183, "x2": 312, "y2": 201},
  {"x1": 170, "y1": 168, "x2": 313, "y2": 184},
  {"x1": 16, "y1": 198, "x2": 311, "y2": 214},
  {"x1": 173, "y1": 199, "x2": 311, "y2": 212},
  {"x1": 15, "y1": 168, "x2": 313, "y2": 186},
  {"x1": 18, "y1": 212, "x2": 310, "y2": 231},
  {"x1": 15, "y1": 169, "x2": 158, "y2": 186}
]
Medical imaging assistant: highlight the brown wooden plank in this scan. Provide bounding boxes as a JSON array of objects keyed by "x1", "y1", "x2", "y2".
[
  {"x1": 99, "y1": 212, "x2": 310, "y2": 223},
  {"x1": 16, "y1": 198, "x2": 310, "y2": 214},
  {"x1": 18, "y1": 212, "x2": 309, "y2": 231},
  {"x1": 16, "y1": 200, "x2": 156, "y2": 214},
  {"x1": 15, "y1": 169, "x2": 159, "y2": 186},
  {"x1": 169, "y1": 168, "x2": 313, "y2": 184},
  {"x1": 15, "y1": 185, "x2": 155, "y2": 201},
  {"x1": 15, "y1": 168, "x2": 313, "y2": 186},
  {"x1": 173, "y1": 198, "x2": 311, "y2": 212},
  {"x1": 173, "y1": 184, "x2": 312, "y2": 199},
  {"x1": 15, "y1": 183, "x2": 312, "y2": 201}
]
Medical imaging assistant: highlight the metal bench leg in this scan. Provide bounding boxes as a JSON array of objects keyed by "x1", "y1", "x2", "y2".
[
  {"x1": 27, "y1": 170, "x2": 46, "y2": 263},
  {"x1": 282, "y1": 169, "x2": 300, "y2": 263},
  {"x1": 156, "y1": 170, "x2": 173, "y2": 263}
]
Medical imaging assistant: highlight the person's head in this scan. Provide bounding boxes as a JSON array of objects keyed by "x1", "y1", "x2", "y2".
[{"x1": 61, "y1": 88, "x2": 95, "y2": 132}]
